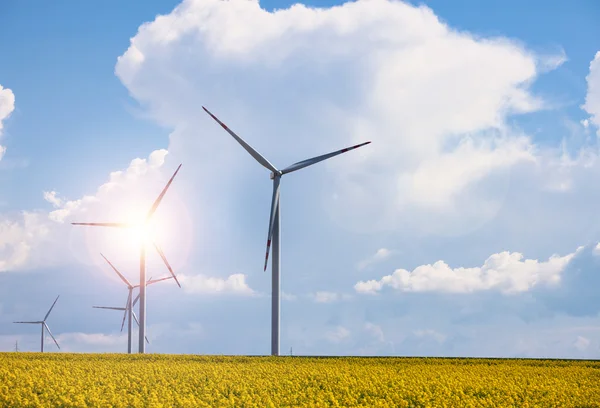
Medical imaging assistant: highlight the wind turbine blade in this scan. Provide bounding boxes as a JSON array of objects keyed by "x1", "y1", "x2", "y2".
[
  {"x1": 100, "y1": 253, "x2": 132, "y2": 288},
  {"x1": 281, "y1": 141, "x2": 371, "y2": 175},
  {"x1": 264, "y1": 177, "x2": 280, "y2": 271},
  {"x1": 131, "y1": 311, "x2": 150, "y2": 344},
  {"x1": 147, "y1": 276, "x2": 173, "y2": 286},
  {"x1": 92, "y1": 306, "x2": 126, "y2": 311},
  {"x1": 132, "y1": 293, "x2": 141, "y2": 308},
  {"x1": 120, "y1": 292, "x2": 131, "y2": 332},
  {"x1": 43, "y1": 295, "x2": 60, "y2": 322},
  {"x1": 202, "y1": 106, "x2": 278, "y2": 173},
  {"x1": 132, "y1": 310, "x2": 140, "y2": 326},
  {"x1": 43, "y1": 323, "x2": 60, "y2": 350},
  {"x1": 13, "y1": 321, "x2": 43, "y2": 324},
  {"x1": 145, "y1": 164, "x2": 182, "y2": 221},
  {"x1": 71, "y1": 222, "x2": 132, "y2": 228},
  {"x1": 152, "y1": 242, "x2": 181, "y2": 288}
]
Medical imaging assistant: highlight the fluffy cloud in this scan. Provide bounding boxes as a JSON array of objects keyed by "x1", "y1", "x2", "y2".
[
  {"x1": 1, "y1": 150, "x2": 177, "y2": 272},
  {"x1": 325, "y1": 326, "x2": 350, "y2": 344},
  {"x1": 582, "y1": 51, "x2": 600, "y2": 134},
  {"x1": 1, "y1": 149, "x2": 251, "y2": 296},
  {"x1": 364, "y1": 322, "x2": 385, "y2": 343},
  {"x1": 0, "y1": 212, "x2": 53, "y2": 272},
  {"x1": 179, "y1": 273, "x2": 254, "y2": 295},
  {"x1": 0, "y1": 84, "x2": 15, "y2": 160},
  {"x1": 413, "y1": 329, "x2": 446, "y2": 344},
  {"x1": 114, "y1": 0, "x2": 565, "y2": 238},
  {"x1": 313, "y1": 291, "x2": 339, "y2": 303},
  {"x1": 281, "y1": 291, "x2": 298, "y2": 301},
  {"x1": 574, "y1": 335, "x2": 590, "y2": 351},
  {"x1": 357, "y1": 248, "x2": 393, "y2": 270},
  {"x1": 355, "y1": 247, "x2": 580, "y2": 295}
]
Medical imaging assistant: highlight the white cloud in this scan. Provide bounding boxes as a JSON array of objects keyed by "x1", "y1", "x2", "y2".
[
  {"x1": 44, "y1": 149, "x2": 169, "y2": 224},
  {"x1": 358, "y1": 248, "x2": 393, "y2": 270},
  {"x1": 582, "y1": 51, "x2": 600, "y2": 135},
  {"x1": 581, "y1": 118, "x2": 590, "y2": 129},
  {"x1": 574, "y1": 335, "x2": 590, "y2": 351},
  {"x1": 113, "y1": 0, "x2": 566, "y2": 239},
  {"x1": 325, "y1": 325, "x2": 350, "y2": 344},
  {"x1": 0, "y1": 84, "x2": 15, "y2": 160},
  {"x1": 0, "y1": 85, "x2": 14, "y2": 134},
  {"x1": 0, "y1": 150, "x2": 174, "y2": 271},
  {"x1": 282, "y1": 291, "x2": 297, "y2": 301},
  {"x1": 355, "y1": 247, "x2": 581, "y2": 295},
  {"x1": 536, "y1": 48, "x2": 568, "y2": 73},
  {"x1": 413, "y1": 329, "x2": 447, "y2": 344},
  {"x1": 0, "y1": 144, "x2": 245, "y2": 296},
  {"x1": 313, "y1": 291, "x2": 339, "y2": 303},
  {"x1": 43, "y1": 191, "x2": 63, "y2": 208},
  {"x1": 364, "y1": 322, "x2": 385, "y2": 343},
  {"x1": 401, "y1": 136, "x2": 534, "y2": 210},
  {"x1": 179, "y1": 273, "x2": 254, "y2": 295},
  {"x1": 0, "y1": 212, "x2": 52, "y2": 272}
]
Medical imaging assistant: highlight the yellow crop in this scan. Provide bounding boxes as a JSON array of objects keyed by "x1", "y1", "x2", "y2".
[{"x1": 0, "y1": 354, "x2": 598, "y2": 407}]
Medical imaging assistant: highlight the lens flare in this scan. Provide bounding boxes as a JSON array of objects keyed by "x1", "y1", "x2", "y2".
[{"x1": 127, "y1": 222, "x2": 154, "y2": 244}]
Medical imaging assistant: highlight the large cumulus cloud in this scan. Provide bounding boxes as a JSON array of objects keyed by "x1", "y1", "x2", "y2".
[{"x1": 114, "y1": 0, "x2": 562, "y2": 239}]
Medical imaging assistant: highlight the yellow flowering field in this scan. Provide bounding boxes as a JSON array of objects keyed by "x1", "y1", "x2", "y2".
[{"x1": 0, "y1": 354, "x2": 599, "y2": 407}]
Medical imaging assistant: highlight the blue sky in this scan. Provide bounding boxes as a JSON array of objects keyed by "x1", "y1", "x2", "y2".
[{"x1": 1, "y1": 0, "x2": 599, "y2": 357}]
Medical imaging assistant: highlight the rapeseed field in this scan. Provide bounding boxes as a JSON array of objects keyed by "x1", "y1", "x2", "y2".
[{"x1": 0, "y1": 354, "x2": 598, "y2": 407}]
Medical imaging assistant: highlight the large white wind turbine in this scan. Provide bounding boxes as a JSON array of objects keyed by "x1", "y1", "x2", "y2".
[
  {"x1": 94, "y1": 253, "x2": 175, "y2": 353},
  {"x1": 71, "y1": 164, "x2": 182, "y2": 354},
  {"x1": 203, "y1": 106, "x2": 371, "y2": 356},
  {"x1": 13, "y1": 295, "x2": 61, "y2": 352}
]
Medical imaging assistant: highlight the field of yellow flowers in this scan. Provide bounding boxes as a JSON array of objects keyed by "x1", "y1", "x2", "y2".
[{"x1": 0, "y1": 354, "x2": 599, "y2": 407}]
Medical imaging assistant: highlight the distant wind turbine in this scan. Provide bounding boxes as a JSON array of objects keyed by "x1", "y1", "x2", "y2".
[
  {"x1": 94, "y1": 253, "x2": 175, "y2": 353},
  {"x1": 203, "y1": 106, "x2": 371, "y2": 356},
  {"x1": 14, "y1": 295, "x2": 61, "y2": 352},
  {"x1": 71, "y1": 164, "x2": 182, "y2": 353}
]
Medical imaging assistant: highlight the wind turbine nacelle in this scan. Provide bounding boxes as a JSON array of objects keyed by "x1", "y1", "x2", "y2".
[{"x1": 269, "y1": 171, "x2": 282, "y2": 180}]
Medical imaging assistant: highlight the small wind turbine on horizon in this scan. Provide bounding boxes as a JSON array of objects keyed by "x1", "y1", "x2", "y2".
[
  {"x1": 93, "y1": 253, "x2": 176, "y2": 353},
  {"x1": 202, "y1": 106, "x2": 371, "y2": 356},
  {"x1": 13, "y1": 295, "x2": 61, "y2": 352},
  {"x1": 71, "y1": 163, "x2": 182, "y2": 354}
]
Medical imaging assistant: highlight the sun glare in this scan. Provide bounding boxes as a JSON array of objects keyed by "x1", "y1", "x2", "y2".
[
  {"x1": 128, "y1": 222, "x2": 155, "y2": 244},
  {"x1": 79, "y1": 190, "x2": 194, "y2": 272}
]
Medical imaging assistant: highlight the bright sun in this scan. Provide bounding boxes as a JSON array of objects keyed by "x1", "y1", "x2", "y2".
[
  {"x1": 127, "y1": 221, "x2": 157, "y2": 244},
  {"x1": 81, "y1": 195, "x2": 194, "y2": 270}
]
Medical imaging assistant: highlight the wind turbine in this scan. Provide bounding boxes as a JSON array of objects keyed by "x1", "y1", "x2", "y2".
[
  {"x1": 93, "y1": 253, "x2": 176, "y2": 353},
  {"x1": 13, "y1": 295, "x2": 61, "y2": 352},
  {"x1": 202, "y1": 106, "x2": 371, "y2": 356},
  {"x1": 71, "y1": 163, "x2": 182, "y2": 353}
]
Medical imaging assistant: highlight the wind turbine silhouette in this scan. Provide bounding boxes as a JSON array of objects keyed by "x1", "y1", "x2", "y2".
[
  {"x1": 203, "y1": 106, "x2": 370, "y2": 356},
  {"x1": 72, "y1": 164, "x2": 182, "y2": 353},
  {"x1": 93, "y1": 253, "x2": 176, "y2": 353},
  {"x1": 14, "y1": 295, "x2": 61, "y2": 352}
]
